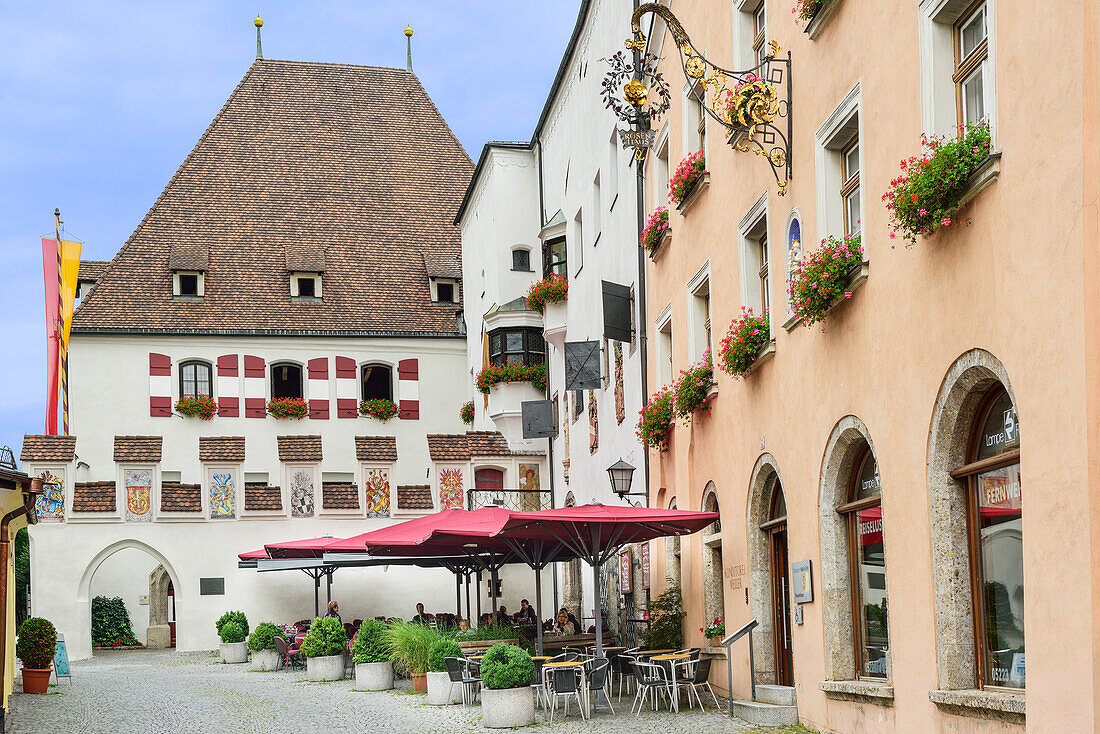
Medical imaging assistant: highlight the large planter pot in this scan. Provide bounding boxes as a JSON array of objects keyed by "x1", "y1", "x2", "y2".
[
  {"x1": 426, "y1": 670, "x2": 463, "y2": 705},
  {"x1": 541, "y1": 301, "x2": 567, "y2": 349},
  {"x1": 220, "y1": 641, "x2": 248, "y2": 664},
  {"x1": 481, "y1": 686, "x2": 535, "y2": 728},
  {"x1": 20, "y1": 667, "x2": 51, "y2": 694},
  {"x1": 355, "y1": 661, "x2": 394, "y2": 691},
  {"x1": 411, "y1": 672, "x2": 428, "y2": 693},
  {"x1": 306, "y1": 654, "x2": 345, "y2": 682},
  {"x1": 250, "y1": 648, "x2": 280, "y2": 671}
]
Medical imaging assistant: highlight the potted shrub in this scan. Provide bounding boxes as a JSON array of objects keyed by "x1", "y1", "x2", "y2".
[
  {"x1": 17, "y1": 617, "x2": 56, "y2": 694},
  {"x1": 426, "y1": 638, "x2": 464, "y2": 705},
  {"x1": 789, "y1": 233, "x2": 864, "y2": 326},
  {"x1": 639, "y1": 207, "x2": 670, "y2": 257},
  {"x1": 267, "y1": 396, "x2": 308, "y2": 419},
  {"x1": 174, "y1": 394, "x2": 217, "y2": 420},
  {"x1": 352, "y1": 619, "x2": 394, "y2": 691},
  {"x1": 216, "y1": 611, "x2": 249, "y2": 663},
  {"x1": 359, "y1": 398, "x2": 398, "y2": 421},
  {"x1": 718, "y1": 308, "x2": 773, "y2": 378},
  {"x1": 459, "y1": 400, "x2": 475, "y2": 425},
  {"x1": 884, "y1": 121, "x2": 992, "y2": 244},
  {"x1": 479, "y1": 643, "x2": 535, "y2": 728},
  {"x1": 637, "y1": 386, "x2": 675, "y2": 452},
  {"x1": 669, "y1": 150, "x2": 707, "y2": 207},
  {"x1": 673, "y1": 350, "x2": 714, "y2": 423},
  {"x1": 247, "y1": 621, "x2": 282, "y2": 671},
  {"x1": 702, "y1": 616, "x2": 726, "y2": 644},
  {"x1": 387, "y1": 619, "x2": 438, "y2": 693},
  {"x1": 301, "y1": 616, "x2": 347, "y2": 681}
]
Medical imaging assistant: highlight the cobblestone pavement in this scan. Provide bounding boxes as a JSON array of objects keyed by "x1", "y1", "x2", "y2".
[{"x1": 8, "y1": 649, "x2": 785, "y2": 734}]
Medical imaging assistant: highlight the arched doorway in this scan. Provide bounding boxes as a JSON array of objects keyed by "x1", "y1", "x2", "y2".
[
  {"x1": 747, "y1": 455, "x2": 792, "y2": 686},
  {"x1": 148, "y1": 565, "x2": 175, "y2": 649},
  {"x1": 665, "y1": 498, "x2": 681, "y2": 589},
  {"x1": 701, "y1": 486, "x2": 724, "y2": 627}
]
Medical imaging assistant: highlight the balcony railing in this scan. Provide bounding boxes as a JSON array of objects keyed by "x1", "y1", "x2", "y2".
[{"x1": 466, "y1": 488, "x2": 552, "y2": 512}]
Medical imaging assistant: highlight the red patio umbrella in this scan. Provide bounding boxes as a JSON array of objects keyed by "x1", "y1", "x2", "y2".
[
  {"x1": 238, "y1": 547, "x2": 269, "y2": 561},
  {"x1": 264, "y1": 535, "x2": 342, "y2": 559}
]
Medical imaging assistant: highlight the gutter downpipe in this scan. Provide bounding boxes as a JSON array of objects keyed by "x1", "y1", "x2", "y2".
[
  {"x1": 632, "y1": 0, "x2": 650, "y2": 510},
  {"x1": 0, "y1": 478, "x2": 41, "y2": 731}
]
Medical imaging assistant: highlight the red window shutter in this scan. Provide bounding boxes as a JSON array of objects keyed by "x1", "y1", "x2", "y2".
[
  {"x1": 149, "y1": 353, "x2": 171, "y2": 376},
  {"x1": 243, "y1": 355, "x2": 265, "y2": 378},
  {"x1": 308, "y1": 357, "x2": 329, "y2": 379},
  {"x1": 399, "y1": 400, "x2": 420, "y2": 420},
  {"x1": 216, "y1": 354, "x2": 239, "y2": 376},
  {"x1": 397, "y1": 359, "x2": 419, "y2": 380},
  {"x1": 335, "y1": 356, "x2": 356, "y2": 379},
  {"x1": 149, "y1": 397, "x2": 172, "y2": 417}
]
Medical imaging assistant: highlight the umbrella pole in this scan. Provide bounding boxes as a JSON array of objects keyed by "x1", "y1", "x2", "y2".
[
  {"x1": 490, "y1": 564, "x2": 499, "y2": 618},
  {"x1": 476, "y1": 569, "x2": 482, "y2": 627},
  {"x1": 534, "y1": 566, "x2": 544, "y2": 656},
  {"x1": 455, "y1": 573, "x2": 462, "y2": 621},
  {"x1": 592, "y1": 555, "x2": 610, "y2": 709},
  {"x1": 314, "y1": 572, "x2": 320, "y2": 618},
  {"x1": 326, "y1": 570, "x2": 332, "y2": 605},
  {"x1": 464, "y1": 572, "x2": 472, "y2": 624}
]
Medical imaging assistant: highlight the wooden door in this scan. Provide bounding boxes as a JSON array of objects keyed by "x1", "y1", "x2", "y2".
[
  {"x1": 769, "y1": 525, "x2": 793, "y2": 686},
  {"x1": 474, "y1": 468, "x2": 504, "y2": 490}
]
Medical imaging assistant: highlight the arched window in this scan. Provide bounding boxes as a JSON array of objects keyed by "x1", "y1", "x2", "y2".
[
  {"x1": 701, "y1": 488, "x2": 724, "y2": 629},
  {"x1": 959, "y1": 385, "x2": 1023, "y2": 689},
  {"x1": 759, "y1": 478, "x2": 792, "y2": 686},
  {"x1": 271, "y1": 362, "x2": 302, "y2": 399},
  {"x1": 511, "y1": 247, "x2": 531, "y2": 272},
  {"x1": 361, "y1": 364, "x2": 393, "y2": 402},
  {"x1": 179, "y1": 361, "x2": 212, "y2": 398},
  {"x1": 838, "y1": 444, "x2": 889, "y2": 679}
]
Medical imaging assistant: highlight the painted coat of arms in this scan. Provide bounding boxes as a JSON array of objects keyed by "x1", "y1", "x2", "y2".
[
  {"x1": 291, "y1": 469, "x2": 314, "y2": 518},
  {"x1": 438, "y1": 468, "x2": 464, "y2": 510},
  {"x1": 364, "y1": 469, "x2": 390, "y2": 517},
  {"x1": 210, "y1": 472, "x2": 236, "y2": 519},
  {"x1": 34, "y1": 470, "x2": 65, "y2": 521},
  {"x1": 125, "y1": 469, "x2": 153, "y2": 522}
]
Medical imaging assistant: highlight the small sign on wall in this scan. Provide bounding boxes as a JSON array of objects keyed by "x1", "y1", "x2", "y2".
[
  {"x1": 791, "y1": 560, "x2": 813, "y2": 604},
  {"x1": 139, "y1": 595, "x2": 149, "y2": 606},
  {"x1": 640, "y1": 542, "x2": 650, "y2": 589},
  {"x1": 619, "y1": 548, "x2": 633, "y2": 595}
]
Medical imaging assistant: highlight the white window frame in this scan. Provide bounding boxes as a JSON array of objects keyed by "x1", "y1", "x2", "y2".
[
  {"x1": 738, "y1": 191, "x2": 770, "y2": 315},
  {"x1": 686, "y1": 261, "x2": 713, "y2": 362},
  {"x1": 682, "y1": 78, "x2": 708, "y2": 159},
  {"x1": 815, "y1": 83, "x2": 863, "y2": 243},
  {"x1": 572, "y1": 209, "x2": 584, "y2": 276},
  {"x1": 290, "y1": 271, "x2": 322, "y2": 299},
  {"x1": 653, "y1": 125, "x2": 670, "y2": 212},
  {"x1": 732, "y1": 0, "x2": 766, "y2": 70},
  {"x1": 172, "y1": 271, "x2": 205, "y2": 298},
  {"x1": 430, "y1": 278, "x2": 460, "y2": 303},
  {"x1": 920, "y1": 0, "x2": 997, "y2": 140},
  {"x1": 592, "y1": 172, "x2": 602, "y2": 245},
  {"x1": 607, "y1": 129, "x2": 620, "y2": 210},
  {"x1": 655, "y1": 305, "x2": 674, "y2": 386}
]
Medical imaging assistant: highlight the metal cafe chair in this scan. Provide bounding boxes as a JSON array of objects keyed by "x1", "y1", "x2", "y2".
[
  {"x1": 545, "y1": 665, "x2": 587, "y2": 722},
  {"x1": 612, "y1": 654, "x2": 637, "y2": 699},
  {"x1": 630, "y1": 660, "x2": 675, "y2": 714},
  {"x1": 686, "y1": 657, "x2": 721, "y2": 710},
  {"x1": 443, "y1": 657, "x2": 480, "y2": 707},
  {"x1": 587, "y1": 657, "x2": 615, "y2": 715}
]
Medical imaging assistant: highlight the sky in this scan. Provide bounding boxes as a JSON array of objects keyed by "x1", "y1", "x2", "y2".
[{"x1": 0, "y1": 1, "x2": 580, "y2": 459}]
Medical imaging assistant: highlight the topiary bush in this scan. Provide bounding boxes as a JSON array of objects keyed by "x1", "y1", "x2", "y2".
[
  {"x1": 247, "y1": 621, "x2": 281, "y2": 651},
  {"x1": 301, "y1": 616, "x2": 347, "y2": 658},
  {"x1": 91, "y1": 596, "x2": 139, "y2": 647},
  {"x1": 215, "y1": 611, "x2": 249, "y2": 640},
  {"x1": 219, "y1": 620, "x2": 246, "y2": 644},
  {"x1": 479, "y1": 643, "x2": 533, "y2": 690},
  {"x1": 428, "y1": 638, "x2": 463, "y2": 673},
  {"x1": 352, "y1": 619, "x2": 391, "y2": 664},
  {"x1": 16, "y1": 617, "x2": 56, "y2": 669}
]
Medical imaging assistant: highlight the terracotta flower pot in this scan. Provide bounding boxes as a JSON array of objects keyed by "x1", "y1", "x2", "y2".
[
  {"x1": 411, "y1": 672, "x2": 428, "y2": 693},
  {"x1": 21, "y1": 666, "x2": 51, "y2": 694}
]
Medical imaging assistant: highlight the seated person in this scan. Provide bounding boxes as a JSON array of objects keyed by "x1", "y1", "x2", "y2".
[
  {"x1": 411, "y1": 602, "x2": 432, "y2": 624},
  {"x1": 553, "y1": 610, "x2": 578, "y2": 636},
  {"x1": 516, "y1": 599, "x2": 538, "y2": 625},
  {"x1": 558, "y1": 607, "x2": 581, "y2": 632},
  {"x1": 324, "y1": 600, "x2": 341, "y2": 623},
  {"x1": 479, "y1": 613, "x2": 493, "y2": 628},
  {"x1": 493, "y1": 606, "x2": 510, "y2": 626},
  {"x1": 458, "y1": 618, "x2": 470, "y2": 633}
]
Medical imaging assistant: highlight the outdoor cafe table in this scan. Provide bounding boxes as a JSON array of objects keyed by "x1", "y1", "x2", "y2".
[
  {"x1": 650, "y1": 653, "x2": 695, "y2": 712},
  {"x1": 542, "y1": 660, "x2": 589, "y2": 719}
]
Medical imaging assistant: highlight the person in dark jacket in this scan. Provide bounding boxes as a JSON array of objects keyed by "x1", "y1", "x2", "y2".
[{"x1": 324, "y1": 601, "x2": 341, "y2": 623}]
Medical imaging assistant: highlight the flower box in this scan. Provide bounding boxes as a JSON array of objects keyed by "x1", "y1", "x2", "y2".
[
  {"x1": 267, "y1": 397, "x2": 308, "y2": 420},
  {"x1": 743, "y1": 340, "x2": 776, "y2": 377},
  {"x1": 789, "y1": 233, "x2": 865, "y2": 326},
  {"x1": 705, "y1": 382, "x2": 719, "y2": 402},
  {"x1": 542, "y1": 300, "x2": 567, "y2": 350},
  {"x1": 803, "y1": 1, "x2": 842, "y2": 40},
  {"x1": 525, "y1": 274, "x2": 567, "y2": 315},
  {"x1": 640, "y1": 207, "x2": 671, "y2": 259},
  {"x1": 676, "y1": 172, "x2": 710, "y2": 215},
  {"x1": 718, "y1": 308, "x2": 772, "y2": 378},
  {"x1": 175, "y1": 394, "x2": 217, "y2": 420},
  {"x1": 359, "y1": 398, "x2": 398, "y2": 421},
  {"x1": 637, "y1": 386, "x2": 675, "y2": 452},
  {"x1": 674, "y1": 351, "x2": 714, "y2": 423},
  {"x1": 957, "y1": 153, "x2": 1001, "y2": 209},
  {"x1": 669, "y1": 151, "x2": 707, "y2": 206},
  {"x1": 818, "y1": 261, "x2": 869, "y2": 321},
  {"x1": 650, "y1": 229, "x2": 673, "y2": 261},
  {"x1": 460, "y1": 400, "x2": 474, "y2": 426}
]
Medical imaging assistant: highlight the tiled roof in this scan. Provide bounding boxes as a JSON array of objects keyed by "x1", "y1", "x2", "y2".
[
  {"x1": 199, "y1": 436, "x2": 245, "y2": 463},
  {"x1": 71, "y1": 60, "x2": 472, "y2": 336},
  {"x1": 355, "y1": 436, "x2": 398, "y2": 462},
  {"x1": 244, "y1": 484, "x2": 282, "y2": 511},
  {"x1": 426, "y1": 431, "x2": 511, "y2": 462},
  {"x1": 168, "y1": 243, "x2": 209, "y2": 271},
  {"x1": 113, "y1": 436, "x2": 163, "y2": 463},
  {"x1": 73, "y1": 481, "x2": 116, "y2": 512},
  {"x1": 161, "y1": 482, "x2": 201, "y2": 512},
  {"x1": 78, "y1": 260, "x2": 109, "y2": 282},
  {"x1": 277, "y1": 435, "x2": 322, "y2": 462},
  {"x1": 21, "y1": 435, "x2": 76, "y2": 463},
  {"x1": 422, "y1": 251, "x2": 462, "y2": 279},
  {"x1": 322, "y1": 482, "x2": 359, "y2": 510},
  {"x1": 397, "y1": 485, "x2": 433, "y2": 510}
]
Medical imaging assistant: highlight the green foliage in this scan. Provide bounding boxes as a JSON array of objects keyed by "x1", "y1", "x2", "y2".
[
  {"x1": 479, "y1": 643, "x2": 534, "y2": 690},
  {"x1": 637, "y1": 387, "x2": 675, "y2": 452},
  {"x1": 14, "y1": 528, "x2": 28, "y2": 626},
  {"x1": 352, "y1": 619, "x2": 391, "y2": 664},
  {"x1": 673, "y1": 351, "x2": 714, "y2": 422},
  {"x1": 455, "y1": 624, "x2": 517, "y2": 642},
  {"x1": 301, "y1": 616, "x2": 347, "y2": 658},
  {"x1": 215, "y1": 610, "x2": 249, "y2": 639},
  {"x1": 219, "y1": 621, "x2": 246, "y2": 644},
  {"x1": 247, "y1": 622, "x2": 282, "y2": 651},
  {"x1": 428, "y1": 638, "x2": 463, "y2": 672},
  {"x1": 17, "y1": 617, "x2": 57, "y2": 669},
  {"x1": 718, "y1": 309, "x2": 771, "y2": 377},
  {"x1": 387, "y1": 619, "x2": 441, "y2": 675},
  {"x1": 789, "y1": 234, "x2": 863, "y2": 326},
  {"x1": 644, "y1": 583, "x2": 685, "y2": 650},
  {"x1": 91, "y1": 596, "x2": 139, "y2": 647}
]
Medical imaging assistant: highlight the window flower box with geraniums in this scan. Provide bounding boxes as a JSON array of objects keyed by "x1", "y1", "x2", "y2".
[
  {"x1": 637, "y1": 386, "x2": 675, "y2": 452},
  {"x1": 669, "y1": 150, "x2": 707, "y2": 207},
  {"x1": 883, "y1": 121, "x2": 992, "y2": 244},
  {"x1": 175, "y1": 394, "x2": 217, "y2": 420},
  {"x1": 789, "y1": 233, "x2": 864, "y2": 326},
  {"x1": 525, "y1": 273, "x2": 567, "y2": 315},
  {"x1": 640, "y1": 207, "x2": 671, "y2": 257},
  {"x1": 460, "y1": 400, "x2": 474, "y2": 425},
  {"x1": 267, "y1": 397, "x2": 308, "y2": 420},
  {"x1": 476, "y1": 363, "x2": 547, "y2": 394},
  {"x1": 793, "y1": 0, "x2": 828, "y2": 23},
  {"x1": 673, "y1": 350, "x2": 714, "y2": 423},
  {"x1": 718, "y1": 308, "x2": 773, "y2": 378},
  {"x1": 360, "y1": 398, "x2": 398, "y2": 421},
  {"x1": 702, "y1": 616, "x2": 725, "y2": 642}
]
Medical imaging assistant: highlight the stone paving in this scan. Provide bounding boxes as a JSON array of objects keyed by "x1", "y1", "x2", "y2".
[{"x1": 8, "y1": 649, "x2": 792, "y2": 734}]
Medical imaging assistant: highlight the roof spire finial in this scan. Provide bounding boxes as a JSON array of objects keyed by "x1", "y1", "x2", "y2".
[
  {"x1": 254, "y1": 15, "x2": 264, "y2": 60},
  {"x1": 404, "y1": 25, "x2": 414, "y2": 72}
]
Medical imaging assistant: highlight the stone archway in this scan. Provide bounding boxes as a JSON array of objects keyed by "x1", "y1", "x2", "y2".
[
  {"x1": 746, "y1": 454, "x2": 785, "y2": 685},
  {"x1": 700, "y1": 485, "x2": 724, "y2": 626},
  {"x1": 927, "y1": 348, "x2": 1016, "y2": 690},
  {"x1": 147, "y1": 565, "x2": 173, "y2": 648},
  {"x1": 560, "y1": 493, "x2": 583, "y2": 619}
]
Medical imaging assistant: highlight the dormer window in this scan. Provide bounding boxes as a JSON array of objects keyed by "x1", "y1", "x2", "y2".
[
  {"x1": 291, "y1": 272, "x2": 322, "y2": 300},
  {"x1": 172, "y1": 271, "x2": 205, "y2": 299},
  {"x1": 430, "y1": 278, "x2": 459, "y2": 303}
]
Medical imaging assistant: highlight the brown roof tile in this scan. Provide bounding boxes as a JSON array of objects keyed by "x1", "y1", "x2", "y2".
[
  {"x1": 426, "y1": 431, "x2": 511, "y2": 462},
  {"x1": 285, "y1": 245, "x2": 325, "y2": 273},
  {"x1": 168, "y1": 243, "x2": 209, "y2": 271},
  {"x1": 21, "y1": 435, "x2": 76, "y2": 463},
  {"x1": 244, "y1": 484, "x2": 282, "y2": 511},
  {"x1": 78, "y1": 260, "x2": 110, "y2": 283},
  {"x1": 277, "y1": 435, "x2": 322, "y2": 462},
  {"x1": 355, "y1": 436, "x2": 398, "y2": 462},
  {"x1": 160, "y1": 481, "x2": 201, "y2": 512},
  {"x1": 397, "y1": 485, "x2": 433, "y2": 510},
  {"x1": 71, "y1": 60, "x2": 472, "y2": 336},
  {"x1": 73, "y1": 481, "x2": 116, "y2": 512},
  {"x1": 113, "y1": 436, "x2": 163, "y2": 463},
  {"x1": 199, "y1": 436, "x2": 245, "y2": 463},
  {"x1": 322, "y1": 482, "x2": 359, "y2": 510}
]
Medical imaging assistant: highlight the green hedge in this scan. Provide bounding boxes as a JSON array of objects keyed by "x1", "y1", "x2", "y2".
[
  {"x1": 219, "y1": 620, "x2": 246, "y2": 644},
  {"x1": 215, "y1": 611, "x2": 249, "y2": 639},
  {"x1": 479, "y1": 643, "x2": 533, "y2": 689},
  {"x1": 247, "y1": 622, "x2": 281, "y2": 651},
  {"x1": 301, "y1": 617, "x2": 347, "y2": 658},
  {"x1": 351, "y1": 619, "x2": 390, "y2": 664},
  {"x1": 91, "y1": 596, "x2": 139, "y2": 647},
  {"x1": 428, "y1": 638, "x2": 463, "y2": 673}
]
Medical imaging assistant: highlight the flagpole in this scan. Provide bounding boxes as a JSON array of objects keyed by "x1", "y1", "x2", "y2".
[{"x1": 55, "y1": 208, "x2": 68, "y2": 435}]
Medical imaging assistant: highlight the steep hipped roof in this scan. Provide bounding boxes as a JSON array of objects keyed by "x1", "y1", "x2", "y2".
[
  {"x1": 427, "y1": 431, "x2": 512, "y2": 461},
  {"x1": 73, "y1": 60, "x2": 472, "y2": 336}
]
